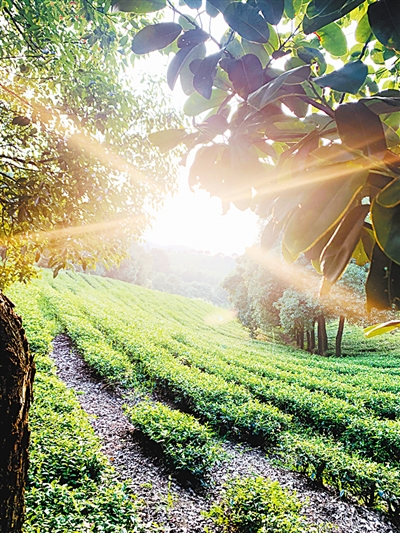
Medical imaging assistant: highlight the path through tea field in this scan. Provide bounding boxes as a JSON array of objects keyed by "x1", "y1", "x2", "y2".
[{"x1": 9, "y1": 271, "x2": 400, "y2": 532}]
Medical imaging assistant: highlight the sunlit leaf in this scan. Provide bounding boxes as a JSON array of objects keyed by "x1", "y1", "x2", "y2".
[
  {"x1": 366, "y1": 244, "x2": 400, "y2": 311},
  {"x1": 177, "y1": 28, "x2": 209, "y2": 48},
  {"x1": 297, "y1": 46, "x2": 327, "y2": 75},
  {"x1": 364, "y1": 320, "x2": 400, "y2": 338},
  {"x1": 372, "y1": 200, "x2": 400, "y2": 266},
  {"x1": 112, "y1": 0, "x2": 166, "y2": 12},
  {"x1": 132, "y1": 23, "x2": 182, "y2": 54},
  {"x1": 317, "y1": 22, "x2": 347, "y2": 57},
  {"x1": 148, "y1": 129, "x2": 188, "y2": 152},
  {"x1": 355, "y1": 11, "x2": 372, "y2": 44},
  {"x1": 220, "y1": 54, "x2": 263, "y2": 99},
  {"x1": 303, "y1": 0, "x2": 364, "y2": 34},
  {"x1": 248, "y1": 65, "x2": 310, "y2": 110},
  {"x1": 283, "y1": 163, "x2": 368, "y2": 259},
  {"x1": 193, "y1": 51, "x2": 223, "y2": 99},
  {"x1": 335, "y1": 101, "x2": 387, "y2": 157},
  {"x1": 224, "y1": 2, "x2": 270, "y2": 43},
  {"x1": 368, "y1": 0, "x2": 400, "y2": 51},
  {"x1": 183, "y1": 88, "x2": 227, "y2": 115},
  {"x1": 256, "y1": 0, "x2": 284, "y2": 25},
  {"x1": 167, "y1": 43, "x2": 205, "y2": 90},
  {"x1": 182, "y1": 0, "x2": 203, "y2": 8},
  {"x1": 361, "y1": 90, "x2": 400, "y2": 115},
  {"x1": 320, "y1": 204, "x2": 369, "y2": 294},
  {"x1": 315, "y1": 60, "x2": 367, "y2": 94}
]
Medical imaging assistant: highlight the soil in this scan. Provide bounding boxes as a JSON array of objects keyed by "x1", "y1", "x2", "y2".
[{"x1": 50, "y1": 334, "x2": 399, "y2": 533}]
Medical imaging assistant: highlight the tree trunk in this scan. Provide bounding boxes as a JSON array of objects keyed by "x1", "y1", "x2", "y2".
[
  {"x1": 306, "y1": 331, "x2": 311, "y2": 352},
  {"x1": 317, "y1": 314, "x2": 328, "y2": 356},
  {"x1": 299, "y1": 326, "x2": 304, "y2": 350},
  {"x1": 310, "y1": 323, "x2": 316, "y2": 353},
  {"x1": 336, "y1": 316, "x2": 345, "y2": 357},
  {"x1": 0, "y1": 293, "x2": 34, "y2": 533}
]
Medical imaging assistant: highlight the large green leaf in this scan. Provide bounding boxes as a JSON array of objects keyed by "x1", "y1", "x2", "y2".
[
  {"x1": 148, "y1": 129, "x2": 189, "y2": 152},
  {"x1": 303, "y1": 0, "x2": 365, "y2": 34},
  {"x1": 206, "y1": 0, "x2": 220, "y2": 16},
  {"x1": 372, "y1": 199, "x2": 400, "y2": 266},
  {"x1": 317, "y1": 22, "x2": 347, "y2": 56},
  {"x1": 131, "y1": 23, "x2": 182, "y2": 54},
  {"x1": 256, "y1": 0, "x2": 285, "y2": 25},
  {"x1": 364, "y1": 320, "x2": 400, "y2": 338},
  {"x1": 112, "y1": 0, "x2": 166, "y2": 12},
  {"x1": 207, "y1": 0, "x2": 230, "y2": 13},
  {"x1": 315, "y1": 60, "x2": 367, "y2": 94},
  {"x1": 248, "y1": 65, "x2": 310, "y2": 110},
  {"x1": 366, "y1": 244, "x2": 400, "y2": 310},
  {"x1": 182, "y1": 0, "x2": 203, "y2": 8},
  {"x1": 376, "y1": 178, "x2": 400, "y2": 208},
  {"x1": 361, "y1": 90, "x2": 400, "y2": 115},
  {"x1": 178, "y1": 44, "x2": 207, "y2": 95},
  {"x1": 224, "y1": 2, "x2": 270, "y2": 43},
  {"x1": 193, "y1": 51, "x2": 223, "y2": 99},
  {"x1": 220, "y1": 54, "x2": 263, "y2": 99},
  {"x1": 355, "y1": 11, "x2": 372, "y2": 43},
  {"x1": 320, "y1": 204, "x2": 369, "y2": 294},
  {"x1": 177, "y1": 29, "x2": 209, "y2": 48},
  {"x1": 368, "y1": 0, "x2": 400, "y2": 51},
  {"x1": 284, "y1": 0, "x2": 303, "y2": 19},
  {"x1": 167, "y1": 44, "x2": 199, "y2": 90},
  {"x1": 183, "y1": 88, "x2": 227, "y2": 116},
  {"x1": 335, "y1": 101, "x2": 387, "y2": 157},
  {"x1": 261, "y1": 217, "x2": 285, "y2": 252},
  {"x1": 297, "y1": 46, "x2": 327, "y2": 75},
  {"x1": 283, "y1": 163, "x2": 368, "y2": 259}
]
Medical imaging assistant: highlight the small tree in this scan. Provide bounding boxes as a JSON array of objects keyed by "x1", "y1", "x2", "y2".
[{"x1": 275, "y1": 288, "x2": 321, "y2": 351}]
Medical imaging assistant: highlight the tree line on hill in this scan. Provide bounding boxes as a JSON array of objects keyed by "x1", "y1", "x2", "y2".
[
  {"x1": 100, "y1": 242, "x2": 235, "y2": 307},
  {"x1": 223, "y1": 246, "x2": 374, "y2": 357}
]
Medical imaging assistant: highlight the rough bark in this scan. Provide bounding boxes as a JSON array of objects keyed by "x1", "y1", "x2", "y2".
[
  {"x1": 317, "y1": 314, "x2": 328, "y2": 356},
  {"x1": 299, "y1": 326, "x2": 304, "y2": 350},
  {"x1": 336, "y1": 316, "x2": 345, "y2": 358},
  {"x1": 0, "y1": 293, "x2": 34, "y2": 533},
  {"x1": 310, "y1": 324, "x2": 316, "y2": 353}
]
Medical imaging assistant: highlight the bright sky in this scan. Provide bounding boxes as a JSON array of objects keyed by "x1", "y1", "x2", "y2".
[
  {"x1": 143, "y1": 167, "x2": 260, "y2": 255},
  {"x1": 132, "y1": 46, "x2": 260, "y2": 256}
]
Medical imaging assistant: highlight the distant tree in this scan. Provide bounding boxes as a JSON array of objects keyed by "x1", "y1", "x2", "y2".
[
  {"x1": 106, "y1": 242, "x2": 153, "y2": 286},
  {"x1": 275, "y1": 288, "x2": 320, "y2": 351},
  {"x1": 222, "y1": 251, "x2": 285, "y2": 336}
]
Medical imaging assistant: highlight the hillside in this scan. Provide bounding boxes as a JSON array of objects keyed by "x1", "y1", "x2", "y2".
[
  {"x1": 8, "y1": 271, "x2": 400, "y2": 532},
  {"x1": 104, "y1": 243, "x2": 236, "y2": 307}
]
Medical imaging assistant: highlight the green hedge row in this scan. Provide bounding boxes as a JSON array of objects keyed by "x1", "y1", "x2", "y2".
[
  {"x1": 124, "y1": 401, "x2": 223, "y2": 482},
  {"x1": 8, "y1": 284, "x2": 144, "y2": 533}
]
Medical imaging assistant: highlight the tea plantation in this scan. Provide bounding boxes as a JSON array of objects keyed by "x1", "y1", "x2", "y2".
[{"x1": 9, "y1": 271, "x2": 400, "y2": 531}]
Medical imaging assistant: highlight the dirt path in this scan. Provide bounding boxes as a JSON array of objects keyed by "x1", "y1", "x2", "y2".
[{"x1": 51, "y1": 334, "x2": 399, "y2": 533}]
